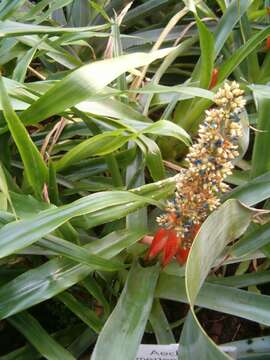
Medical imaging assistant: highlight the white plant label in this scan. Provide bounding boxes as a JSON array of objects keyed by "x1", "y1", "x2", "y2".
[{"x1": 136, "y1": 344, "x2": 237, "y2": 359}]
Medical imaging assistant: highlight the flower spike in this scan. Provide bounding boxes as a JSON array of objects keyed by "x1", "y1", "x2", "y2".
[{"x1": 148, "y1": 81, "x2": 246, "y2": 266}]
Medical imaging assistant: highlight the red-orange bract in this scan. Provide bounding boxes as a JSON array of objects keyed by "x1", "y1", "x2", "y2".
[
  {"x1": 147, "y1": 228, "x2": 180, "y2": 267},
  {"x1": 267, "y1": 36, "x2": 270, "y2": 50},
  {"x1": 209, "y1": 68, "x2": 219, "y2": 89},
  {"x1": 176, "y1": 247, "x2": 190, "y2": 264},
  {"x1": 146, "y1": 224, "x2": 200, "y2": 267}
]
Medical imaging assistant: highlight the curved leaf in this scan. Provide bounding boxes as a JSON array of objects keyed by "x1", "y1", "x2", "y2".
[
  {"x1": 55, "y1": 130, "x2": 132, "y2": 171},
  {"x1": 91, "y1": 262, "x2": 160, "y2": 360},
  {"x1": 250, "y1": 89, "x2": 270, "y2": 178},
  {"x1": 9, "y1": 311, "x2": 75, "y2": 360},
  {"x1": 225, "y1": 171, "x2": 270, "y2": 206},
  {"x1": 141, "y1": 120, "x2": 191, "y2": 146},
  {"x1": 0, "y1": 191, "x2": 156, "y2": 259},
  {"x1": 179, "y1": 200, "x2": 256, "y2": 359},
  {"x1": 0, "y1": 230, "x2": 145, "y2": 319},
  {"x1": 20, "y1": 48, "x2": 174, "y2": 125},
  {"x1": 0, "y1": 76, "x2": 48, "y2": 197}
]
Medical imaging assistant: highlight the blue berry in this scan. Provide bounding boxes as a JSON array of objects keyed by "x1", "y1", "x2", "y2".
[
  {"x1": 199, "y1": 169, "x2": 206, "y2": 176},
  {"x1": 231, "y1": 113, "x2": 240, "y2": 122},
  {"x1": 214, "y1": 139, "x2": 223, "y2": 147}
]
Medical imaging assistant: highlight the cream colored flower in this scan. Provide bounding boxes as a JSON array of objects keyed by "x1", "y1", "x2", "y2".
[{"x1": 156, "y1": 81, "x2": 246, "y2": 248}]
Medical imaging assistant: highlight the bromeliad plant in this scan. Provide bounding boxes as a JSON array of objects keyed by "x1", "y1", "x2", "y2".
[{"x1": 1, "y1": 1, "x2": 270, "y2": 360}]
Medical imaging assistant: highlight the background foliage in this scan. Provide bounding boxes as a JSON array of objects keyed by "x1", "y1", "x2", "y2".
[{"x1": 1, "y1": 0, "x2": 270, "y2": 359}]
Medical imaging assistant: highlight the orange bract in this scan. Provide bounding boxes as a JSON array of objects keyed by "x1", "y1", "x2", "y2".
[
  {"x1": 209, "y1": 68, "x2": 219, "y2": 89},
  {"x1": 147, "y1": 224, "x2": 201, "y2": 267},
  {"x1": 267, "y1": 36, "x2": 270, "y2": 50},
  {"x1": 147, "y1": 228, "x2": 181, "y2": 266},
  {"x1": 176, "y1": 247, "x2": 190, "y2": 264}
]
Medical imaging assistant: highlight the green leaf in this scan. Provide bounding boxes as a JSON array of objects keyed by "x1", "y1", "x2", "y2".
[
  {"x1": 0, "y1": 0, "x2": 26, "y2": 20},
  {"x1": 0, "y1": 193, "x2": 7, "y2": 211},
  {"x1": 0, "y1": 76, "x2": 48, "y2": 197},
  {"x1": 156, "y1": 274, "x2": 270, "y2": 328},
  {"x1": 186, "y1": 200, "x2": 254, "y2": 304},
  {"x1": 149, "y1": 299, "x2": 175, "y2": 344},
  {"x1": 0, "y1": 230, "x2": 145, "y2": 319},
  {"x1": 218, "y1": 26, "x2": 270, "y2": 83},
  {"x1": 48, "y1": 160, "x2": 60, "y2": 205},
  {"x1": 82, "y1": 277, "x2": 110, "y2": 318},
  {"x1": 180, "y1": 312, "x2": 230, "y2": 360},
  {"x1": 9, "y1": 311, "x2": 75, "y2": 360},
  {"x1": 195, "y1": 15, "x2": 214, "y2": 88},
  {"x1": 179, "y1": 200, "x2": 255, "y2": 359},
  {"x1": 230, "y1": 222, "x2": 270, "y2": 258},
  {"x1": 224, "y1": 171, "x2": 270, "y2": 206},
  {"x1": 173, "y1": 0, "x2": 254, "y2": 131},
  {"x1": 21, "y1": 0, "x2": 62, "y2": 21},
  {"x1": 137, "y1": 135, "x2": 165, "y2": 181},
  {"x1": 125, "y1": 147, "x2": 147, "y2": 232},
  {"x1": 0, "y1": 19, "x2": 107, "y2": 36},
  {"x1": 239, "y1": 14, "x2": 260, "y2": 82},
  {"x1": 20, "y1": 48, "x2": 174, "y2": 126},
  {"x1": 0, "y1": 191, "x2": 155, "y2": 259},
  {"x1": 141, "y1": 120, "x2": 191, "y2": 146},
  {"x1": 123, "y1": 0, "x2": 173, "y2": 26},
  {"x1": 209, "y1": 270, "x2": 270, "y2": 288},
  {"x1": 214, "y1": 0, "x2": 253, "y2": 55},
  {"x1": 0, "y1": 163, "x2": 15, "y2": 216},
  {"x1": 0, "y1": 177, "x2": 175, "y2": 319},
  {"x1": 250, "y1": 89, "x2": 270, "y2": 178},
  {"x1": 67, "y1": 327, "x2": 96, "y2": 359},
  {"x1": 31, "y1": 0, "x2": 73, "y2": 24},
  {"x1": 55, "y1": 130, "x2": 132, "y2": 171},
  {"x1": 0, "y1": 324, "x2": 88, "y2": 360},
  {"x1": 38, "y1": 235, "x2": 126, "y2": 271},
  {"x1": 77, "y1": 97, "x2": 150, "y2": 123},
  {"x1": 57, "y1": 292, "x2": 103, "y2": 333},
  {"x1": 91, "y1": 261, "x2": 160, "y2": 360},
  {"x1": 18, "y1": 34, "x2": 82, "y2": 69},
  {"x1": 71, "y1": 176, "x2": 176, "y2": 229},
  {"x1": 134, "y1": 84, "x2": 215, "y2": 100},
  {"x1": 12, "y1": 46, "x2": 37, "y2": 83}
]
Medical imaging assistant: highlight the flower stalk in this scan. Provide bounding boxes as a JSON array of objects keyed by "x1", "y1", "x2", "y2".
[{"x1": 147, "y1": 81, "x2": 246, "y2": 266}]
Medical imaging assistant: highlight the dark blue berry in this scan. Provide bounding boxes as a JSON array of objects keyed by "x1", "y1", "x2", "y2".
[
  {"x1": 214, "y1": 139, "x2": 223, "y2": 147},
  {"x1": 231, "y1": 113, "x2": 240, "y2": 122}
]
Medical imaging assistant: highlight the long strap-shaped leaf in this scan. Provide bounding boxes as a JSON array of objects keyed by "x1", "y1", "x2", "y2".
[
  {"x1": 224, "y1": 171, "x2": 270, "y2": 206},
  {"x1": 174, "y1": 0, "x2": 253, "y2": 129},
  {"x1": 0, "y1": 76, "x2": 48, "y2": 198},
  {"x1": 0, "y1": 19, "x2": 107, "y2": 36},
  {"x1": 20, "y1": 48, "x2": 174, "y2": 125},
  {"x1": 179, "y1": 200, "x2": 256, "y2": 359},
  {"x1": 91, "y1": 261, "x2": 160, "y2": 360},
  {"x1": 9, "y1": 311, "x2": 75, "y2": 360},
  {"x1": 156, "y1": 274, "x2": 270, "y2": 328},
  {"x1": 0, "y1": 191, "x2": 156, "y2": 259},
  {"x1": 250, "y1": 87, "x2": 270, "y2": 178},
  {"x1": 0, "y1": 177, "x2": 176, "y2": 318},
  {"x1": 0, "y1": 229, "x2": 144, "y2": 319},
  {"x1": 38, "y1": 235, "x2": 125, "y2": 271}
]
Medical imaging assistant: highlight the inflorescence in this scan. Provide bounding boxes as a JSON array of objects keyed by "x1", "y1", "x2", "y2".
[{"x1": 156, "y1": 81, "x2": 246, "y2": 250}]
